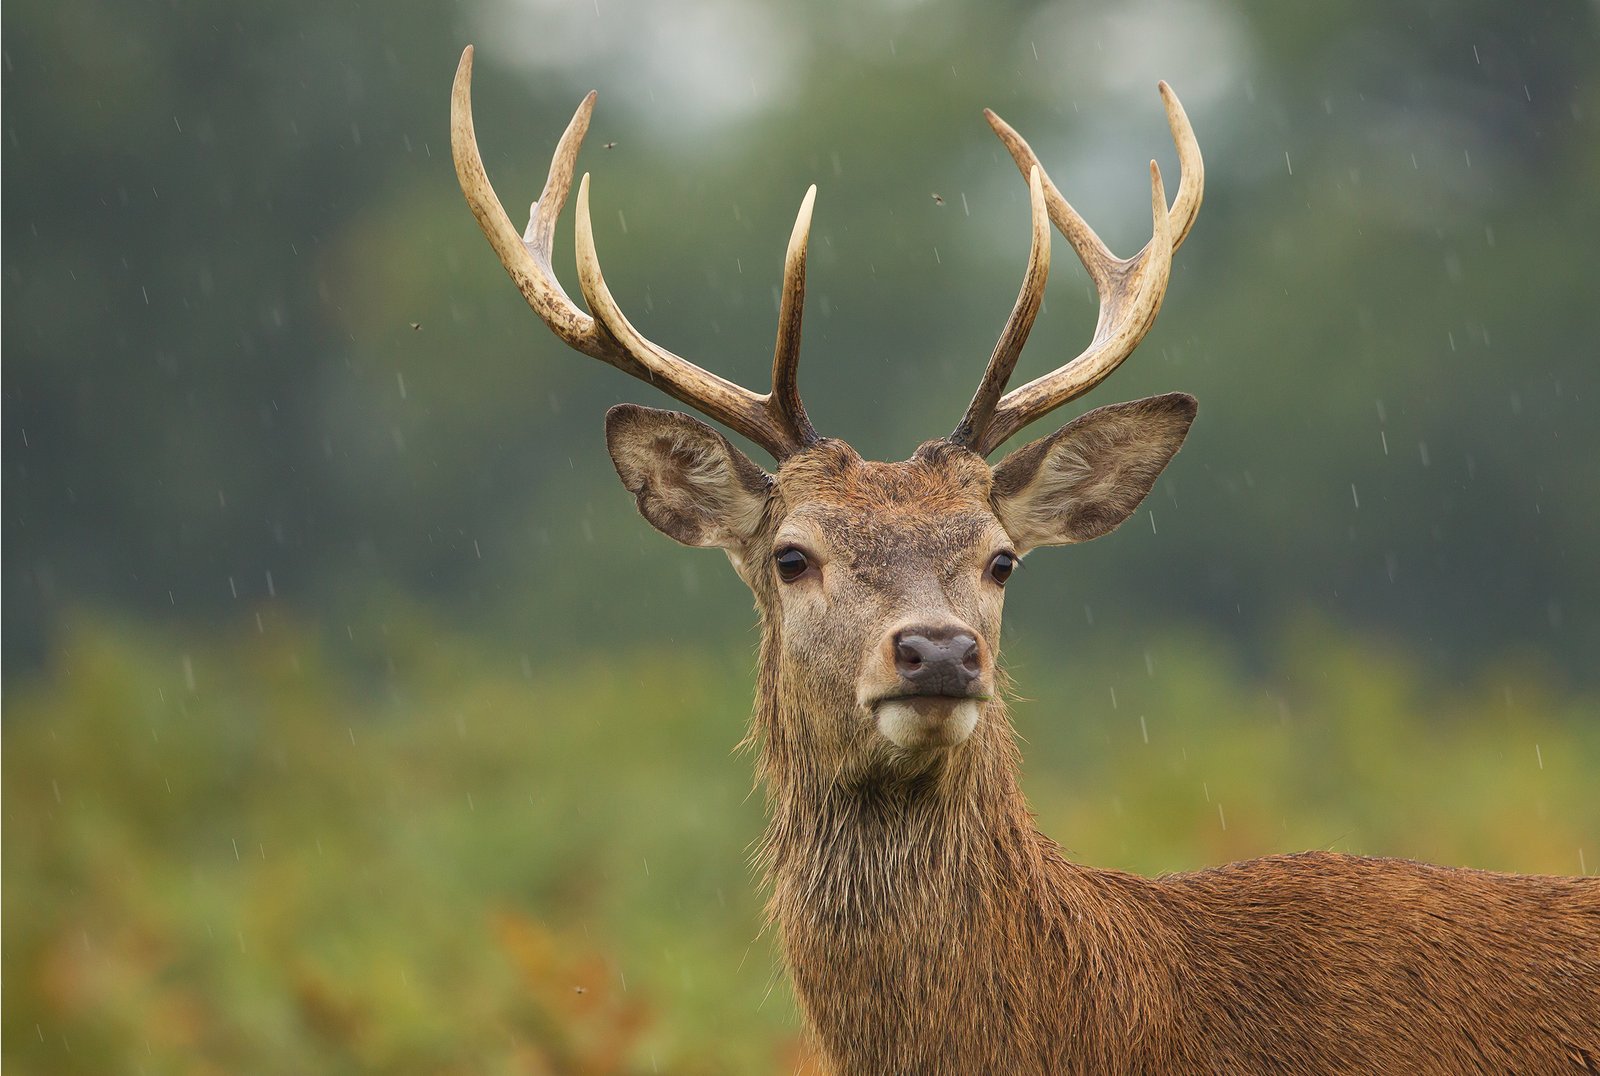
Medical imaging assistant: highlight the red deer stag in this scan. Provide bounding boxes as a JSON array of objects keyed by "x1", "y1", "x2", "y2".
[{"x1": 451, "y1": 46, "x2": 1599, "y2": 1075}]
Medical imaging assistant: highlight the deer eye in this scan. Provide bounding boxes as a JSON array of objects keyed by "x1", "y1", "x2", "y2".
[
  {"x1": 986, "y1": 551, "x2": 1017, "y2": 586},
  {"x1": 774, "y1": 547, "x2": 811, "y2": 583}
]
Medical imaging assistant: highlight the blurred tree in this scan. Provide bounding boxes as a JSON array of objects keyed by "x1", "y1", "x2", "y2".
[{"x1": 4, "y1": 0, "x2": 1597, "y2": 680}]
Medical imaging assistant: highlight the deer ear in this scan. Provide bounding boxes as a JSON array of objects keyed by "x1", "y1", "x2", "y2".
[
  {"x1": 990, "y1": 393, "x2": 1196, "y2": 552},
  {"x1": 605, "y1": 404, "x2": 772, "y2": 549}
]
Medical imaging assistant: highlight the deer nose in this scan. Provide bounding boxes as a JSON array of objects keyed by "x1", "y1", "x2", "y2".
[{"x1": 893, "y1": 627, "x2": 981, "y2": 696}]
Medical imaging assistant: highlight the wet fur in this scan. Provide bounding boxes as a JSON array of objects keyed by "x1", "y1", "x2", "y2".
[
  {"x1": 762, "y1": 691, "x2": 1600, "y2": 1073},
  {"x1": 607, "y1": 405, "x2": 1600, "y2": 1075}
]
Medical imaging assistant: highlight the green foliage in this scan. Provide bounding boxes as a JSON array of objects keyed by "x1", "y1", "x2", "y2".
[
  {"x1": 4, "y1": 0, "x2": 1599, "y2": 677},
  {"x1": 3, "y1": 611, "x2": 792, "y2": 1073},
  {"x1": 6, "y1": 612, "x2": 1595, "y2": 1071},
  {"x1": 3, "y1": 0, "x2": 1597, "y2": 1067}
]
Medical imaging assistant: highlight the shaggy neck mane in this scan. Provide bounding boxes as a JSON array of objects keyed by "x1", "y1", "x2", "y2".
[{"x1": 749, "y1": 628, "x2": 1181, "y2": 1072}]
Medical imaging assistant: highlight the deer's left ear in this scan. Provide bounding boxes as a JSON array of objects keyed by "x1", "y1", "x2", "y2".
[
  {"x1": 605, "y1": 403, "x2": 772, "y2": 549},
  {"x1": 990, "y1": 393, "x2": 1196, "y2": 553}
]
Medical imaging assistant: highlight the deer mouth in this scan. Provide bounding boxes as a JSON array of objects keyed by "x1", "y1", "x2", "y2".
[{"x1": 872, "y1": 695, "x2": 984, "y2": 749}]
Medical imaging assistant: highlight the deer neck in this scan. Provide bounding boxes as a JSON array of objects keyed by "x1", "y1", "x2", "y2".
[
  {"x1": 757, "y1": 693, "x2": 1045, "y2": 917},
  {"x1": 752, "y1": 660, "x2": 1181, "y2": 1069}
]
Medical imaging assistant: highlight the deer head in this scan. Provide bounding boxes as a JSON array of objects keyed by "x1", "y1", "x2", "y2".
[
  {"x1": 451, "y1": 56, "x2": 1600, "y2": 1076},
  {"x1": 450, "y1": 46, "x2": 1201, "y2": 785}
]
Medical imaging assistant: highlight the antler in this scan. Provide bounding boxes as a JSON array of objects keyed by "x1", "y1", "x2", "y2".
[
  {"x1": 450, "y1": 46, "x2": 820, "y2": 460},
  {"x1": 951, "y1": 83, "x2": 1204, "y2": 457}
]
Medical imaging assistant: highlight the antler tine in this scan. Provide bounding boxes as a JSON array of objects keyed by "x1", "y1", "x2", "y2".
[
  {"x1": 572, "y1": 175, "x2": 818, "y2": 457},
  {"x1": 452, "y1": 49, "x2": 621, "y2": 368},
  {"x1": 450, "y1": 45, "x2": 817, "y2": 461},
  {"x1": 984, "y1": 109, "x2": 1116, "y2": 293},
  {"x1": 950, "y1": 165, "x2": 1050, "y2": 448},
  {"x1": 976, "y1": 160, "x2": 1175, "y2": 456},
  {"x1": 771, "y1": 186, "x2": 821, "y2": 450},
  {"x1": 1158, "y1": 81, "x2": 1204, "y2": 250},
  {"x1": 962, "y1": 84, "x2": 1202, "y2": 456}
]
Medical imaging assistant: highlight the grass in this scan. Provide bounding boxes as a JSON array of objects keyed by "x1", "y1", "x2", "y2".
[{"x1": 4, "y1": 608, "x2": 1596, "y2": 1072}]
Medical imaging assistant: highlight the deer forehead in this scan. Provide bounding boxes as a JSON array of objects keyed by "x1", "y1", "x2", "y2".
[{"x1": 771, "y1": 443, "x2": 1005, "y2": 580}]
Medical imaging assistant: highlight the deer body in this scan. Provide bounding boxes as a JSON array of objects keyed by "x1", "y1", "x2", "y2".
[
  {"x1": 773, "y1": 753, "x2": 1600, "y2": 1073},
  {"x1": 767, "y1": 687, "x2": 1600, "y2": 1074},
  {"x1": 746, "y1": 443, "x2": 1600, "y2": 1076},
  {"x1": 450, "y1": 48, "x2": 1600, "y2": 1074}
]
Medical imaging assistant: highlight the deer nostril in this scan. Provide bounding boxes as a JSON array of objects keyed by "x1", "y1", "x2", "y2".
[
  {"x1": 894, "y1": 636, "x2": 926, "y2": 672},
  {"x1": 893, "y1": 628, "x2": 982, "y2": 689}
]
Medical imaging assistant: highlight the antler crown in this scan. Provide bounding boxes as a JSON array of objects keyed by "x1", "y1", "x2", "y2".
[{"x1": 451, "y1": 46, "x2": 1202, "y2": 461}]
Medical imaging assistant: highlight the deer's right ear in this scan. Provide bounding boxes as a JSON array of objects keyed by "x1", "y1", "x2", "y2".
[{"x1": 605, "y1": 404, "x2": 772, "y2": 549}]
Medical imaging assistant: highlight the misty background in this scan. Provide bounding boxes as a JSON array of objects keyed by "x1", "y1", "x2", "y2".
[{"x1": 5, "y1": 0, "x2": 1597, "y2": 1071}]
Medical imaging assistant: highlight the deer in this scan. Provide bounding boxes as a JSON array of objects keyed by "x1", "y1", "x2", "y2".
[{"x1": 450, "y1": 46, "x2": 1600, "y2": 1075}]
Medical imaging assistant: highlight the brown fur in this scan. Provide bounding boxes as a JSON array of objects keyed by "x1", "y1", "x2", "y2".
[{"x1": 603, "y1": 402, "x2": 1600, "y2": 1075}]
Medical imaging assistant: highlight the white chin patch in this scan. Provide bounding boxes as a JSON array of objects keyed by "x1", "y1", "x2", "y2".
[{"x1": 876, "y1": 698, "x2": 981, "y2": 750}]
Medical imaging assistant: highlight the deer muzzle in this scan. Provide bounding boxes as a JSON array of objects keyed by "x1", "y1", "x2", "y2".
[{"x1": 869, "y1": 624, "x2": 990, "y2": 749}]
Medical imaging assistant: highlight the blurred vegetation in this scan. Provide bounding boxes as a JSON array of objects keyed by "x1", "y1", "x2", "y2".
[
  {"x1": 5, "y1": 0, "x2": 1598, "y2": 674},
  {"x1": 5, "y1": 612, "x2": 1595, "y2": 1071},
  {"x1": 4, "y1": 0, "x2": 1599, "y2": 1071}
]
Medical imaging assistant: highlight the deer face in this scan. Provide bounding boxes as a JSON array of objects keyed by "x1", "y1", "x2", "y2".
[
  {"x1": 606, "y1": 394, "x2": 1196, "y2": 766},
  {"x1": 451, "y1": 55, "x2": 1203, "y2": 773},
  {"x1": 760, "y1": 438, "x2": 1008, "y2": 754}
]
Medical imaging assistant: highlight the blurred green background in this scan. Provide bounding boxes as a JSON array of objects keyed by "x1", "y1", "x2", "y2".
[{"x1": 5, "y1": 0, "x2": 1598, "y2": 1072}]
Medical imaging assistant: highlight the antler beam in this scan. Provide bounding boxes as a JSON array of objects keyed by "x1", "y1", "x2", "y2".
[
  {"x1": 450, "y1": 45, "x2": 819, "y2": 460},
  {"x1": 952, "y1": 83, "x2": 1204, "y2": 456}
]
